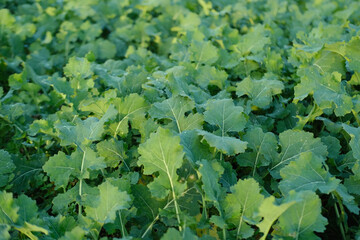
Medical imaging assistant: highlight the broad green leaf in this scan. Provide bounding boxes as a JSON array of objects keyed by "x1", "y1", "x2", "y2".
[
  {"x1": 236, "y1": 77, "x2": 284, "y2": 108},
  {"x1": 160, "y1": 227, "x2": 199, "y2": 239},
  {"x1": 86, "y1": 181, "x2": 131, "y2": 224},
  {"x1": 52, "y1": 181, "x2": 98, "y2": 214},
  {"x1": 43, "y1": 215, "x2": 76, "y2": 239},
  {"x1": 256, "y1": 196, "x2": 295, "y2": 240},
  {"x1": 161, "y1": 228, "x2": 182, "y2": 240},
  {"x1": 198, "y1": 160, "x2": 224, "y2": 204},
  {"x1": 178, "y1": 12, "x2": 201, "y2": 32},
  {"x1": 343, "y1": 124, "x2": 360, "y2": 161},
  {"x1": 313, "y1": 50, "x2": 346, "y2": 75},
  {"x1": 234, "y1": 25, "x2": 270, "y2": 55},
  {"x1": 43, "y1": 151, "x2": 76, "y2": 189},
  {"x1": 138, "y1": 127, "x2": 186, "y2": 198},
  {"x1": 335, "y1": 184, "x2": 360, "y2": 214},
  {"x1": 198, "y1": 160, "x2": 226, "y2": 227},
  {"x1": 274, "y1": 191, "x2": 328, "y2": 240},
  {"x1": 0, "y1": 191, "x2": 18, "y2": 224},
  {"x1": 44, "y1": 214, "x2": 76, "y2": 239},
  {"x1": 71, "y1": 147, "x2": 106, "y2": 180},
  {"x1": 195, "y1": 65, "x2": 228, "y2": 89},
  {"x1": 189, "y1": 40, "x2": 219, "y2": 68},
  {"x1": 64, "y1": 57, "x2": 93, "y2": 79},
  {"x1": 111, "y1": 93, "x2": 148, "y2": 137},
  {"x1": 199, "y1": 130, "x2": 247, "y2": 155},
  {"x1": 270, "y1": 130, "x2": 327, "y2": 178},
  {"x1": 14, "y1": 195, "x2": 39, "y2": 224},
  {"x1": 204, "y1": 98, "x2": 247, "y2": 134},
  {"x1": 295, "y1": 69, "x2": 352, "y2": 116},
  {"x1": 224, "y1": 178, "x2": 264, "y2": 239},
  {"x1": 238, "y1": 127, "x2": 278, "y2": 175},
  {"x1": 180, "y1": 130, "x2": 213, "y2": 164},
  {"x1": 279, "y1": 152, "x2": 340, "y2": 194},
  {"x1": 52, "y1": 185, "x2": 79, "y2": 214},
  {"x1": 28, "y1": 119, "x2": 56, "y2": 137},
  {"x1": 79, "y1": 98, "x2": 112, "y2": 118},
  {"x1": 132, "y1": 184, "x2": 165, "y2": 221},
  {"x1": 0, "y1": 150, "x2": 15, "y2": 187},
  {"x1": 96, "y1": 139, "x2": 127, "y2": 168},
  {"x1": 345, "y1": 36, "x2": 360, "y2": 72},
  {"x1": 0, "y1": 224, "x2": 10, "y2": 240},
  {"x1": 58, "y1": 226, "x2": 85, "y2": 240},
  {"x1": 321, "y1": 135, "x2": 341, "y2": 160},
  {"x1": 44, "y1": 148, "x2": 105, "y2": 189},
  {"x1": 48, "y1": 75, "x2": 74, "y2": 97},
  {"x1": 11, "y1": 155, "x2": 44, "y2": 194},
  {"x1": 56, "y1": 105, "x2": 117, "y2": 146},
  {"x1": 0, "y1": 9, "x2": 15, "y2": 27},
  {"x1": 149, "y1": 95, "x2": 203, "y2": 133},
  {"x1": 344, "y1": 161, "x2": 360, "y2": 195}
]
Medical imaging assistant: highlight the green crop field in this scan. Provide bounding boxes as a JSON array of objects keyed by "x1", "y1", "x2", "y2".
[{"x1": 1, "y1": 0, "x2": 360, "y2": 239}]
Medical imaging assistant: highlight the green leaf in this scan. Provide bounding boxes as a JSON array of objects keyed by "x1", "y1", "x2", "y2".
[
  {"x1": 204, "y1": 99, "x2": 247, "y2": 134},
  {"x1": 111, "y1": 93, "x2": 148, "y2": 137},
  {"x1": 96, "y1": 139, "x2": 127, "y2": 168},
  {"x1": 195, "y1": 65, "x2": 228, "y2": 89},
  {"x1": 0, "y1": 150, "x2": 15, "y2": 188},
  {"x1": 295, "y1": 69, "x2": 352, "y2": 116},
  {"x1": 199, "y1": 130, "x2": 247, "y2": 155},
  {"x1": 189, "y1": 40, "x2": 219, "y2": 68},
  {"x1": 14, "y1": 195, "x2": 39, "y2": 224},
  {"x1": 64, "y1": 57, "x2": 93, "y2": 79},
  {"x1": 236, "y1": 77, "x2": 284, "y2": 108},
  {"x1": 180, "y1": 130, "x2": 213, "y2": 164},
  {"x1": 238, "y1": 127, "x2": 278, "y2": 174},
  {"x1": 71, "y1": 147, "x2": 106, "y2": 180},
  {"x1": 270, "y1": 130, "x2": 327, "y2": 178},
  {"x1": 149, "y1": 95, "x2": 203, "y2": 133},
  {"x1": 132, "y1": 184, "x2": 165, "y2": 221},
  {"x1": 279, "y1": 152, "x2": 340, "y2": 194},
  {"x1": 198, "y1": 160, "x2": 226, "y2": 227},
  {"x1": 343, "y1": 124, "x2": 360, "y2": 161},
  {"x1": 86, "y1": 181, "x2": 131, "y2": 224},
  {"x1": 56, "y1": 105, "x2": 117, "y2": 146},
  {"x1": 198, "y1": 159, "x2": 224, "y2": 204},
  {"x1": 274, "y1": 191, "x2": 328, "y2": 239},
  {"x1": 43, "y1": 215, "x2": 76, "y2": 239},
  {"x1": 161, "y1": 228, "x2": 182, "y2": 240},
  {"x1": 138, "y1": 127, "x2": 186, "y2": 198},
  {"x1": 224, "y1": 178, "x2": 264, "y2": 239},
  {"x1": 0, "y1": 9, "x2": 15, "y2": 27},
  {"x1": 58, "y1": 226, "x2": 85, "y2": 240},
  {"x1": 313, "y1": 50, "x2": 346, "y2": 75},
  {"x1": 44, "y1": 147, "x2": 105, "y2": 187},
  {"x1": 345, "y1": 36, "x2": 360, "y2": 72},
  {"x1": 43, "y1": 151, "x2": 76, "y2": 189},
  {"x1": 335, "y1": 184, "x2": 360, "y2": 214},
  {"x1": 0, "y1": 191, "x2": 18, "y2": 225},
  {"x1": 344, "y1": 161, "x2": 360, "y2": 195},
  {"x1": 138, "y1": 127, "x2": 185, "y2": 227},
  {"x1": 234, "y1": 25, "x2": 270, "y2": 55},
  {"x1": 256, "y1": 196, "x2": 295, "y2": 240},
  {"x1": 0, "y1": 224, "x2": 10, "y2": 240}
]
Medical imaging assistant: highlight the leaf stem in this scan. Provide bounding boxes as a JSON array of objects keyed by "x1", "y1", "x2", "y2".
[
  {"x1": 78, "y1": 150, "x2": 86, "y2": 216},
  {"x1": 118, "y1": 210, "x2": 126, "y2": 237},
  {"x1": 332, "y1": 193, "x2": 346, "y2": 240},
  {"x1": 352, "y1": 110, "x2": 360, "y2": 127},
  {"x1": 141, "y1": 187, "x2": 195, "y2": 238}
]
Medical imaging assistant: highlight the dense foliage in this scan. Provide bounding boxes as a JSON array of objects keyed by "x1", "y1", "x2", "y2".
[{"x1": 1, "y1": 0, "x2": 360, "y2": 239}]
